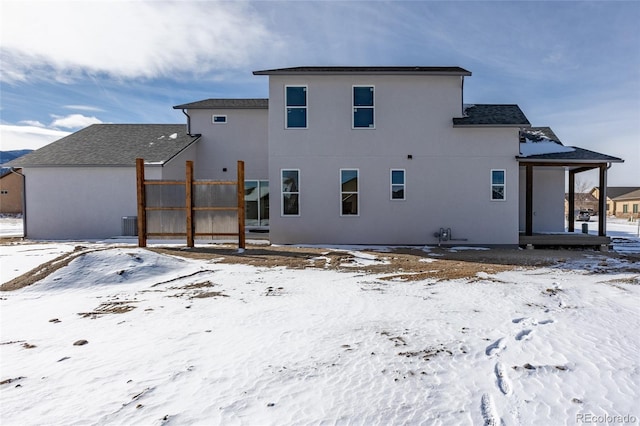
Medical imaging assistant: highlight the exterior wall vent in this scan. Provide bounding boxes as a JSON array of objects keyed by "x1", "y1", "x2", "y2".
[{"x1": 122, "y1": 216, "x2": 138, "y2": 236}]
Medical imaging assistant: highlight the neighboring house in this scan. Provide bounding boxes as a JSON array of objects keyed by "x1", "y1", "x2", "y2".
[
  {"x1": 592, "y1": 187, "x2": 640, "y2": 218},
  {"x1": 0, "y1": 169, "x2": 23, "y2": 214},
  {"x1": 564, "y1": 193, "x2": 599, "y2": 217},
  {"x1": 5, "y1": 125, "x2": 199, "y2": 239},
  {"x1": 5, "y1": 66, "x2": 625, "y2": 244}
]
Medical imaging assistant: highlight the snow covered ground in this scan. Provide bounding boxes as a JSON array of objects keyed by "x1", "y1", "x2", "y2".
[{"x1": 1, "y1": 218, "x2": 639, "y2": 425}]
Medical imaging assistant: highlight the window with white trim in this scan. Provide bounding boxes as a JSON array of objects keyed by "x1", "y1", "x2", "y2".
[
  {"x1": 353, "y1": 86, "x2": 374, "y2": 128},
  {"x1": 245, "y1": 180, "x2": 269, "y2": 227},
  {"x1": 491, "y1": 169, "x2": 506, "y2": 201},
  {"x1": 281, "y1": 169, "x2": 300, "y2": 216},
  {"x1": 212, "y1": 115, "x2": 227, "y2": 124},
  {"x1": 285, "y1": 86, "x2": 307, "y2": 128},
  {"x1": 390, "y1": 169, "x2": 405, "y2": 200},
  {"x1": 341, "y1": 169, "x2": 359, "y2": 215}
]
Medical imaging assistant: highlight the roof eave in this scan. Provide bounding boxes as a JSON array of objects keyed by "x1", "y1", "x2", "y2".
[
  {"x1": 516, "y1": 157, "x2": 624, "y2": 164},
  {"x1": 253, "y1": 69, "x2": 471, "y2": 77},
  {"x1": 454, "y1": 123, "x2": 531, "y2": 128}
]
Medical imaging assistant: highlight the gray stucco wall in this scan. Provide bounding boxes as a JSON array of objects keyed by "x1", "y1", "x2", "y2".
[
  {"x1": 266, "y1": 74, "x2": 521, "y2": 245},
  {"x1": 24, "y1": 167, "x2": 137, "y2": 240},
  {"x1": 518, "y1": 167, "x2": 566, "y2": 233},
  {"x1": 187, "y1": 108, "x2": 268, "y2": 181}
]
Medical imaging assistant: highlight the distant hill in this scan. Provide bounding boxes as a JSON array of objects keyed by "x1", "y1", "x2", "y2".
[{"x1": 1, "y1": 149, "x2": 33, "y2": 166}]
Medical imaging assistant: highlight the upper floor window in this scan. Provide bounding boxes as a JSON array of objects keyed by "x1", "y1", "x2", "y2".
[
  {"x1": 212, "y1": 115, "x2": 227, "y2": 124},
  {"x1": 286, "y1": 86, "x2": 307, "y2": 128},
  {"x1": 491, "y1": 169, "x2": 506, "y2": 201},
  {"x1": 341, "y1": 169, "x2": 359, "y2": 215},
  {"x1": 390, "y1": 169, "x2": 405, "y2": 200},
  {"x1": 353, "y1": 86, "x2": 374, "y2": 128}
]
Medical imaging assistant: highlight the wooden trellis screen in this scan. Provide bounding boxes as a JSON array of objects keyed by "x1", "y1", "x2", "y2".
[{"x1": 136, "y1": 158, "x2": 245, "y2": 249}]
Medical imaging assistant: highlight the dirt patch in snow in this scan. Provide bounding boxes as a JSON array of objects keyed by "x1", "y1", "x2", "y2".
[{"x1": 151, "y1": 244, "x2": 640, "y2": 281}]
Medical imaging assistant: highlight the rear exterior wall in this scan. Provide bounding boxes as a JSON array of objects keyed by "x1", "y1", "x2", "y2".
[{"x1": 266, "y1": 74, "x2": 521, "y2": 245}]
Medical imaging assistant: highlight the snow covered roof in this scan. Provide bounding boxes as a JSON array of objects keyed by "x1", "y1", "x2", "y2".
[
  {"x1": 173, "y1": 99, "x2": 268, "y2": 110},
  {"x1": 5, "y1": 124, "x2": 199, "y2": 168},
  {"x1": 452, "y1": 104, "x2": 530, "y2": 127},
  {"x1": 517, "y1": 127, "x2": 623, "y2": 163}
]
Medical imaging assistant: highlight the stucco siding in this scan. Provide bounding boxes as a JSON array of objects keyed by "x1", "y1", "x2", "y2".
[
  {"x1": 188, "y1": 109, "x2": 268, "y2": 181},
  {"x1": 266, "y1": 71, "x2": 521, "y2": 245},
  {"x1": 0, "y1": 171, "x2": 23, "y2": 213},
  {"x1": 518, "y1": 167, "x2": 565, "y2": 232},
  {"x1": 24, "y1": 167, "x2": 137, "y2": 239}
]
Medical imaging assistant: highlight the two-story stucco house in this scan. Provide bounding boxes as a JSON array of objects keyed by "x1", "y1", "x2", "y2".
[{"x1": 7, "y1": 66, "x2": 623, "y2": 245}]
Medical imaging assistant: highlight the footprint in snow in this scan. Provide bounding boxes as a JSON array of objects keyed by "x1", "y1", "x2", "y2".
[
  {"x1": 495, "y1": 362, "x2": 512, "y2": 396},
  {"x1": 485, "y1": 338, "x2": 506, "y2": 356},
  {"x1": 515, "y1": 329, "x2": 533, "y2": 341},
  {"x1": 480, "y1": 393, "x2": 501, "y2": 426}
]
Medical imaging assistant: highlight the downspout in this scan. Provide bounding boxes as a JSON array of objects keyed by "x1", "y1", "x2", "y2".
[
  {"x1": 181, "y1": 108, "x2": 192, "y2": 136},
  {"x1": 461, "y1": 76, "x2": 465, "y2": 115},
  {"x1": 9, "y1": 168, "x2": 26, "y2": 238}
]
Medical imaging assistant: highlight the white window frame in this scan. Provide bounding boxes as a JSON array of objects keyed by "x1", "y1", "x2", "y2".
[
  {"x1": 490, "y1": 169, "x2": 506, "y2": 201},
  {"x1": 352, "y1": 85, "x2": 375, "y2": 129},
  {"x1": 212, "y1": 115, "x2": 227, "y2": 124},
  {"x1": 340, "y1": 168, "x2": 360, "y2": 216},
  {"x1": 285, "y1": 85, "x2": 308, "y2": 129},
  {"x1": 390, "y1": 169, "x2": 406, "y2": 201},
  {"x1": 281, "y1": 169, "x2": 300, "y2": 217}
]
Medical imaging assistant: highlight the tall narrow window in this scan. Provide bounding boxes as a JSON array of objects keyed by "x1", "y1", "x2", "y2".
[
  {"x1": 245, "y1": 180, "x2": 269, "y2": 227},
  {"x1": 391, "y1": 169, "x2": 405, "y2": 200},
  {"x1": 286, "y1": 86, "x2": 307, "y2": 128},
  {"x1": 633, "y1": 204, "x2": 639, "y2": 214},
  {"x1": 353, "y1": 86, "x2": 374, "y2": 128},
  {"x1": 281, "y1": 170, "x2": 300, "y2": 216},
  {"x1": 623, "y1": 204, "x2": 629, "y2": 214},
  {"x1": 491, "y1": 169, "x2": 506, "y2": 201},
  {"x1": 341, "y1": 169, "x2": 359, "y2": 215}
]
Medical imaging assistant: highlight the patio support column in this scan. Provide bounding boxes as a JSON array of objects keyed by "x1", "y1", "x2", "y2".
[
  {"x1": 568, "y1": 170, "x2": 576, "y2": 233},
  {"x1": 598, "y1": 164, "x2": 607, "y2": 236},
  {"x1": 526, "y1": 164, "x2": 533, "y2": 236}
]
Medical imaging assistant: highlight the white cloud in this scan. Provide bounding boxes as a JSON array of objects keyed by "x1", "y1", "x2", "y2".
[
  {"x1": 18, "y1": 120, "x2": 46, "y2": 128},
  {"x1": 0, "y1": 124, "x2": 70, "y2": 151},
  {"x1": 0, "y1": 1, "x2": 282, "y2": 82},
  {"x1": 50, "y1": 114, "x2": 103, "y2": 130},
  {"x1": 64, "y1": 105, "x2": 105, "y2": 112}
]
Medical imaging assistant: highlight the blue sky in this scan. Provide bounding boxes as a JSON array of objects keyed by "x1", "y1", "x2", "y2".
[{"x1": 1, "y1": 1, "x2": 638, "y2": 185}]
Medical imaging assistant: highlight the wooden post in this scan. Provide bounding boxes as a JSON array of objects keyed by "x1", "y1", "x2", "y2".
[
  {"x1": 568, "y1": 170, "x2": 575, "y2": 233},
  {"x1": 136, "y1": 158, "x2": 147, "y2": 247},
  {"x1": 186, "y1": 160, "x2": 194, "y2": 247},
  {"x1": 526, "y1": 164, "x2": 533, "y2": 236},
  {"x1": 237, "y1": 160, "x2": 246, "y2": 249},
  {"x1": 598, "y1": 164, "x2": 606, "y2": 237}
]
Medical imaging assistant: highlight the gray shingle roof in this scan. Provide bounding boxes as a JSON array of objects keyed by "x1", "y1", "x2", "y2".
[
  {"x1": 253, "y1": 66, "x2": 471, "y2": 76},
  {"x1": 5, "y1": 124, "x2": 199, "y2": 167},
  {"x1": 173, "y1": 98, "x2": 268, "y2": 110},
  {"x1": 520, "y1": 126, "x2": 561, "y2": 143},
  {"x1": 606, "y1": 187, "x2": 640, "y2": 199},
  {"x1": 517, "y1": 147, "x2": 624, "y2": 163},
  {"x1": 453, "y1": 104, "x2": 531, "y2": 126}
]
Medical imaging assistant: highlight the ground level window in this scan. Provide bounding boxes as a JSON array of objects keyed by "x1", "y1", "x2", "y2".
[
  {"x1": 633, "y1": 204, "x2": 638, "y2": 214},
  {"x1": 623, "y1": 204, "x2": 628, "y2": 214},
  {"x1": 491, "y1": 169, "x2": 506, "y2": 201},
  {"x1": 281, "y1": 170, "x2": 299, "y2": 215},
  {"x1": 245, "y1": 180, "x2": 269, "y2": 227},
  {"x1": 391, "y1": 169, "x2": 405, "y2": 200},
  {"x1": 341, "y1": 169, "x2": 359, "y2": 215}
]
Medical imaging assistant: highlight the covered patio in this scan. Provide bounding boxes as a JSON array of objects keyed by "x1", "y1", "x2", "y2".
[{"x1": 516, "y1": 128, "x2": 624, "y2": 249}]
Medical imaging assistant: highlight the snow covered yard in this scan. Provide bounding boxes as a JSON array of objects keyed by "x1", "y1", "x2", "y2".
[{"x1": 1, "y1": 238, "x2": 639, "y2": 426}]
